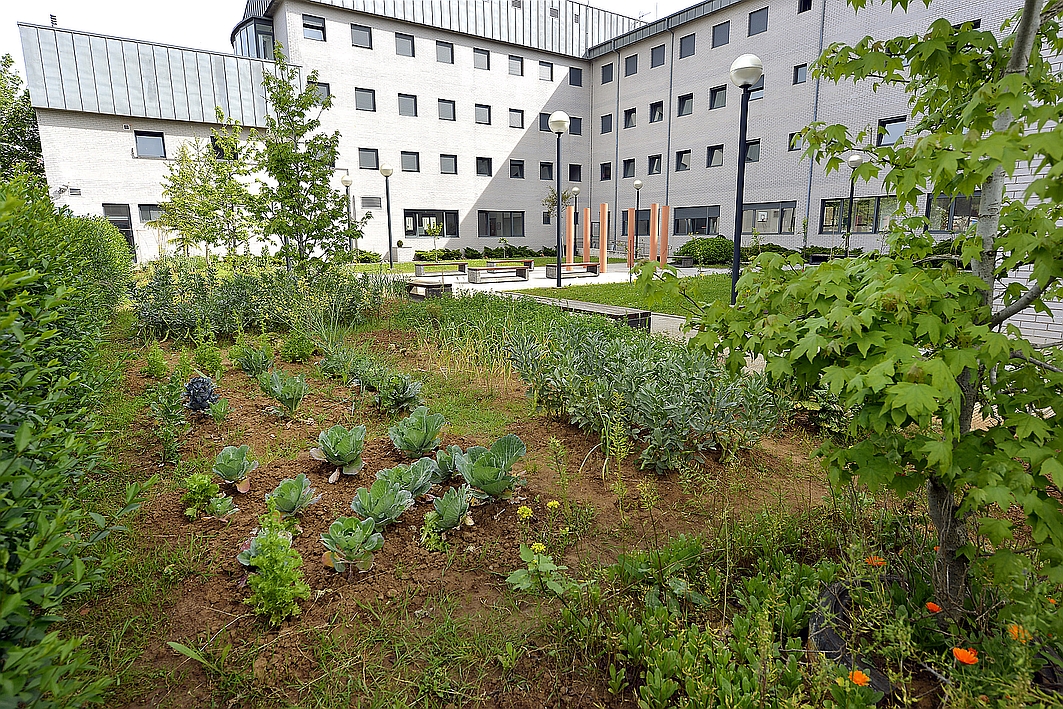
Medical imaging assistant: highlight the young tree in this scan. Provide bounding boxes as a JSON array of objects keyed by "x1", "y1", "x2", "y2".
[
  {"x1": 154, "y1": 138, "x2": 213, "y2": 255},
  {"x1": 645, "y1": 1, "x2": 1063, "y2": 608},
  {"x1": 0, "y1": 54, "x2": 44, "y2": 180},
  {"x1": 208, "y1": 110, "x2": 258, "y2": 254},
  {"x1": 256, "y1": 48, "x2": 352, "y2": 272}
]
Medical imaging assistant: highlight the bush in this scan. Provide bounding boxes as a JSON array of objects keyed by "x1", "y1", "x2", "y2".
[
  {"x1": 462, "y1": 247, "x2": 483, "y2": 259},
  {"x1": 676, "y1": 237, "x2": 733, "y2": 265},
  {"x1": 280, "y1": 331, "x2": 316, "y2": 363},
  {"x1": 414, "y1": 248, "x2": 462, "y2": 261}
]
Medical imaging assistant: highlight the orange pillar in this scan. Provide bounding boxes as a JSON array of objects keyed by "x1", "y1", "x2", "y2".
[
  {"x1": 627, "y1": 208, "x2": 636, "y2": 269},
  {"x1": 649, "y1": 203, "x2": 659, "y2": 263},
  {"x1": 565, "y1": 205, "x2": 575, "y2": 269},
  {"x1": 583, "y1": 207, "x2": 591, "y2": 264},
  {"x1": 659, "y1": 205, "x2": 670, "y2": 264},
  {"x1": 599, "y1": 203, "x2": 609, "y2": 273}
]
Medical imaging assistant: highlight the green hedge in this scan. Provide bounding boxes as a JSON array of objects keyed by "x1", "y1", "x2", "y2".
[
  {"x1": 0, "y1": 176, "x2": 143, "y2": 705},
  {"x1": 676, "y1": 237, "x2": 733, "y2": 265}
]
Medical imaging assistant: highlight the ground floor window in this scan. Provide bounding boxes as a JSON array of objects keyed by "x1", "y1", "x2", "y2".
[
  {"x1": 820, "y1": 196, "x2": 900, "y2": 234},
  {"x1": 478, "y1": 210, "x2": 525, "y2": 238},
  {"x1": 403, "y1": 209, "x2": 459, "y2": 238},
  {"x1": 742, "y1": 201, "x2": 796, "y2": 234},
  {"x1": 103, "y1": 203, "x2": 136, "y2": 260},
  {"x1": 930, "y1": 192, "x2": 980, "y2": 232},
  {"x1": 673, "y1": 205, "x2": 720, "y2": 236},
  {"x1": 138, "y1": 204, "x2": 162, "y2": 222},
  {"x1": 620, "y1": 209, "x2": 651, "y2": 236}
]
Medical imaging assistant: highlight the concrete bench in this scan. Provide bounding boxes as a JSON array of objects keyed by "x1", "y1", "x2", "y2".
[
  {"x1": 467, "y1": 265, "x2": 531, "y2": 283},
  {"x1": 520, "y1": 295, "x2": 651, "y2": 331},
  {"x1": 544, "y1": 262, "x2": 600, "y2": 279},
  {"x1": 669, "y1": 256, "x2": 694, "y2": 268},
  {"x1": 485, "y1": 258, "x2": 535, "y2": 270},
  {"x1": 405, "y1": 278, "x2": 453, "y2": 300},
  {"x1": 414, "y1": 261, "x2": 468, "y2": 277}
]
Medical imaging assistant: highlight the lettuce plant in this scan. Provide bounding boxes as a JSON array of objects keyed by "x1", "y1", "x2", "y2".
[
  {"x1": 432, "y1": 485, "x2": 472, "y2": 531},
  {"x1": 213, "y1": 444, "x2": 257, "y2": 493},
  {"x1": 320, "y1": 517, "x2": 385, "y2": 572},
  {"x1": 310, "y1": 424, "x2": 367, "y2": 483},
  {"x1": 258, "y1": 369, "x2": 309, "y2": 415},
  {"x1": 434, "y1": 445, "x2": 464, "y2": 484},
  {"x1": 388, "y1": 406, "x2": 445, "y2": 457},
  {"x1": 374, "y1": 373, "x2": 424, "y2": 415},
  {"x1": 375, "y1": 458, "x2": 437, "y2": 498},
  {"x1": 350, "y1": 479, "x2": 414, "y2": 531},
  {"x1": 456, "y1": 434, "x2": 526, "y2": 501},
  {"x1": 266, "y1": 474, "x2": 321, "y2": 517},
  {"x1": 237, "y1": 515, "x2": 310, "y2": 626},
  {"x1": 182, "y1": 473, "x2": 220, "y2": 520}
]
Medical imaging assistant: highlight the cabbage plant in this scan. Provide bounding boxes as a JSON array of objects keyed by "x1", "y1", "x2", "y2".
[
  {"x1": 388, "y1": 406, "x2": 445, "y2": 457},
  {"x1": 455, "y1": 434, "x2": 526, "y2": 501},
  {"x1": 432, "y1": 485, "x2": 472, "y2": 531},
  {"x1": 350, "y1": 479, "x2": 414, "y2": 531},
  {"x1": 434, "y1": 445, "x2": 464, "y2": 484},
  {"x1": 266, "y1": 474, "x2": 321, "y2": 517},
  {"x1": 320, "y1": 517, "x2": 385, "y2": 572},
  {"x1": 213, "y1": 445, "x2": 257, "y2": 493},
  {"x1": 183, "y1": 375, "x2": 219, "y2": 412},
  {"x1": 205, "y1": 495, "x2": 238, "y2": 520},
  {"x1": 375, "y1": 458, "x2": 436, "y2": 498},
  {"x1": 310, "y1": 424, "x2": 367, "y2": 483},
  {"x1": 258, "y1": 369, "x2": 309, "y2": 415},
  {"x1": 235, "y1": 344, "x2": 273, "y2": 377}
]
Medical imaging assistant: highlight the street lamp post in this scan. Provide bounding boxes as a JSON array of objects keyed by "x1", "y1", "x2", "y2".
[
  {"x1": 728, "y1": 53, "x2": 763, "y2": 306},
  {"x1": 844, "y1": 151, "x2": 865, "y2": 258},
  {"x1": 631, "y1": 179, "x2": 644, "y2": 283},
  {"x1": 571, "y1": 186, "x2": 580, "y2": 257},
  {"x1": 340, "y1": 172, "x2": 353, "y2": 255},
  {"x1": 549, "y1": 110, "x2": 570, "y2": 288},
  {"x1": 380, "y1": 163, "x2": 394, "y2": 268}
]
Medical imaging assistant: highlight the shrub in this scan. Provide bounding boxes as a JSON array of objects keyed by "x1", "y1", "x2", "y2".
[
  {"x1": 676, "y1": 237, "x2": 732, "y2": 265},
  {"x1": 141, "y1": 341, "x2": 169, "y2": 379},
  {"x1": 414, "y1": 248, "x2": 462, "y2": 261},
  {"x1": 462, "y1": 247, "x2": 483, "y2": 259},
  {"x1": 193, "y1": 333, "x2": 224, "y2": 377},
  {"x1": 280, "y1": 330, "x2": 316, "y2": 363}
]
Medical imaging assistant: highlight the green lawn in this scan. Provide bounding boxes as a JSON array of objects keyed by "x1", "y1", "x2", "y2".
[{"x1": 515, "y1": 273, "x2": 731, "y2": 316}]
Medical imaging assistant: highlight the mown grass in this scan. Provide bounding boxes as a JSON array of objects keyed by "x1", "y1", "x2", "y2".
[{"x1": 515, "y1": 273, "x2": 731, "y2": 316}]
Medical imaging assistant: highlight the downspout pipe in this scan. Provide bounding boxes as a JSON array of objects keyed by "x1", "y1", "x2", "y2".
[{"x1": 803, "y1": 0, "x2": 829, "y2": 252}]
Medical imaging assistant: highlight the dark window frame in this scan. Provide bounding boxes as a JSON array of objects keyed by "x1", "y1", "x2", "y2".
[
  {"x1": 400, "y1": 151, "x2": 420, "y2": 172},
  {"x1": 743, "y1": 200, "x2": 798, "y2": 234},
  {"x1": 624, "y1": 54, "x2": 638, "y2": 76},
  {"x1": 474, "y1": 103, "x2": 492, "y2": 125},
  {"x1": 355, "y1": 87, "x2": 376, "y2": 111},
  {"x1": 474, "y1": 48, "x2": 490, "y2": 69},
  {"x1": 539, "y1": 162, "x2": 554, "y2": 180},
  {"x1": 648, "y1": 154, "x2": 662, "y2": 175},
  {"x1": 877, "y1": 116, "x2": 907, "y2": 146},
  {"x1": 601, "y1": 114, "x2": 613, "y2": 134},
  {"x1": 397, "y1": 93, "x2": 418, "y2": 117},
  {"x1": 436, "y1": 40, "x2": 454, "y2": 63},
  {"x1": 712, "y1": 21, "x2": 730, "y2": 47},
  {"x1": 675, "y1": 150, "x2": 691, "y2": 172},
  {"x1": 650, "y1": 44, "x2": 666, "y2": 67},
  {"x1": 622, "y1": 158, "x2": 635, "y2": 178},
  {"x1": 600, "y1": 162, "x2": 612, "y2": 181},
  {"x1": 570, "y1": 117, "x2": 582, "y2": 135},
  {"x1": 748, "y1": 7, "x2": 769, "y2": 36},
  {"x1": 624, "y1": 108, "x2": 636, "y2": 129},
  {"x1": 134, "y1": 131, "x2": 166, "y2": 159},
  {"x1": 793, "y1": 63, "x2": 807, "y2": 84},
  {"x1": 649, "y1": 101, "x2": 664, "y2": 123},
  {"x1": 569, "y1": 67, "x2": 583, "y2": 86},
  {"x1": 438, "y1": 99, "x2": 456, "y2": 121},
  {"x1": 679, "y1": 33, "x2": 696, "y2": 58},
  {"x1": 539, "y1": 61, "x2": 554, "y2": 81},
  {"x1": 749, "y1": 76, "x2": 764, "y2": 100},
  {"x1": 677, "y1": 93, "x2": 693, "y2": 116},
  {"x1": 509, "y1": 108, "x2": 524, "y2": 128},
  {"x1": 478, "y1": 210, "x2": 526, "y2": 238},
  {"x1": 302, "y1": 14, "x2": 326, "y2": 41},
  {"x1": 709, "y1": 85, "x2": 727, "y2": 110},
  {"x1": 569, "y1": 164, "x2": 582, "y2": 182},
  {"x1": 440, "y1": 154, "x2": 458, "y2": 174},
  {"x1": 395, "y1": 32, "x2": 415, "y2": 57},
  {"x1": 744, "y1": 139, "x2": 762, "y2": 163},
  {"x1": 601, "y1": 62, "x2": 613, "y2": 84},
  {"x1": 509, "y1": 54, "x2": 524, "y2": 76},
  {"x1": 351, "y1": 23, "x2": 372, "y2": 48},
  {"x1": 476, "y1": 156, "x2": 493, "y2": 176},
  {"x1": 405, "y1": 209, "x2": 460, "y2": 237},
  {"x1": 510, "y1": 159, "x2": 525, "y2": 178},
  {"x1": 358, "y1": 147, "x2": 380, "y2": 170},
  {"x1": 707, "y1": 144, "x2": 724, "y2": 167}
]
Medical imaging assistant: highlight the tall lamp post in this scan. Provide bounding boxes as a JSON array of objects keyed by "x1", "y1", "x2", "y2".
[
  {"x1": 844, "y1": 151, "x2": 865, "y2": 258},
  {"x1": 549, "y1": 110, "x2": 570, "y2": 288},
  {"x1": 571, "y1": 186, "x2": 580, "y2": 257},
  {"x1": 728, "y1": 53, "x2": 763, "y2": 306},
  {"x1": 340, "y1": 172, "x2": 353, "y2": 254},
  {"x1": 631, "y1": 179, "x2": 644, "y2": 283},
  {"x1": 380, "y1": 163, "x2": 394, "y2": 268}
]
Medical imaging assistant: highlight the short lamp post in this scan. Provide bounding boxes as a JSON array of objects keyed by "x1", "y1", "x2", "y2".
[
  {"x1": 571, "y1": 186, "x2": 580, "y2": 256},
  {"x1": 340, "y1": 172, "x2": 354, "y2": 255},
  {"x1": 380, "y1": 163, "x2": 394, "y2": 268},
  {"x1": 728, "y1": 53, "x2": 763, "y2": 306},
  {"x1": 549, "y1": 110, "x2": 570, "y2": 288},
  {"x1": 844, "y1": 151, "x2": 865, "y2": 258},
  {"x1": 632, "y1": 179, "x2": 644, "y2": 283}
]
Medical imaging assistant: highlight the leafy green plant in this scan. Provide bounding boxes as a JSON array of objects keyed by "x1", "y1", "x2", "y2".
[
  {"x1": 183, "y1": 375, "x2": 219, "y2": 413},
  {"x1": 182, "y1": 472, "x2": 220, "y2": 520},
  {"x1": 150, "y1": 371, "x2": 187, "y2": 463},
  {"x1": 375, "y1": 458, "x2": 437, "y2": 498},
  {"x1": 434, "y1": 444, "x2": 464, "y2": 484},
  {"x1": 266, "y1": 474, "x2": 321, "y2": 517},
  {"x1": 258, "y1": 369, "x2": 309, "y2": 415},
  {"x1": 309, "y1": 424, "x2": 367, "y2": 482},
  {"x1": 506, "y1": 544, "x2": 575, "y2": 597},
  {"x1": 388, "y1": 406, "x2": 445, "y2": 457},
  {"x1": 213, "y1": 444, "x2": 257, "y2": 493},
  {"x1": 455, "y1": 434, "x2": 526, "y2": 501},
  {"x1": 350, "y1": 479, "x2": 415, "y2": 531},
  {"x1": 193, "y1": 334, "x2": 224, "y2": 377},
  {"x1": 237, "y1": 514, "x2": 310, "y2": 626},
  {"x1": 675, "y1": 236, "x2": 733, "y2": 265},
  {"x1": 209, "y1": 397, "x2": 230, "y2": 424},
  {"x1": 320, "y1": 517, "x2": 385, "y2": 572},
  {"x1": 432, "y1": 485, "x2": 472, "y2": 531},
  {"x1": 374, "y1": 373, "x2": 424, "y2": 414},
  {"x1": 280, "y1": 330, "x2": 316, "y2": 363},
  {"x1": 141, "y1": 340, "x2": 169, "y2": 379},
  {"x1": 234, "y1": 341, "x2": 273, "y2": 377},
  {"x1": 175, "y1": 347, "x2": 194, "y2": 381},
  {"x1": 205, "y1": 495, "x2": 238, "y2": 520}
]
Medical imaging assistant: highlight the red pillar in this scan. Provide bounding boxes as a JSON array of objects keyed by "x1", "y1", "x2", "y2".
[
  {"x1": 659, "y1": 205, "x2": 670, "y2": 264},
  {"x1": 649, "y1": 203, "x2": 659, "y2": 263}
]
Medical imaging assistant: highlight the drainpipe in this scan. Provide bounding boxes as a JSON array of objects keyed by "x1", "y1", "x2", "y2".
[
  {"x1": 611, "y1": 47, "x2": 622, "y2": 255},
  {"x1": 664, "y1": 27, "x2": 676, "y2": 207},
  {"x1": 803, "y1": 0, "x2": 829, "y2": 252}
]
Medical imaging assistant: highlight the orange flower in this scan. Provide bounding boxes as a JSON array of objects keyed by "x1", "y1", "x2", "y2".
[
  {"x1": 926, "y1": 601, "x2": 942, "y2": 613},
  {"x1": 865, "y1": 555, "x2": 886, "y2": 567},
  {"x1": 953, "y1": 647, "x2": 978, "y2": 665},
  {"x1": 934, "y1": 545, "x2": 940, "y2": 551},
  {"x1": 1049, "y1": 598, "x2": 1057, "y2": 606},
  {"x1": 1008, "y1": 624, "x2": 1031, "y2": 644},
  {"x1": 848, "y1": 669, "x2": 870, "y2": 686}
]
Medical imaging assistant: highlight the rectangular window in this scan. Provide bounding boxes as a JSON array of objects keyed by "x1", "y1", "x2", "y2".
[
  {"x1": 351, "y1": 24, "x2": 372, "y2": 48},
  {"x1": 355, "y1": 88, "x2": 376, "y2": 111},
  {"x1": 539, "y1": 61, "x2": 553, "y2": 81},
  {"x1": 648, "y1": 154, "x2": 662, "y2": 175},
  {"x1": 358, "y1": 148, "x2": 379, "y2": 170},
  {"x1": 436, "y1": 40, "x2": 453, "y2": 63},
  {"x1": 622, "y1": 158, "x2": 635, "y2": 178},
  {"x1": 744, "y1": 139, "x2": 761, "y2": 162},
  {"x1": 673, "y1": 206, "x2": 721, "y2": 236},
  {"x1": 743, "y1": 201, "x2": 797, "y2": 234},
  {"x1": 509, "y1": 55, "x2": 524, "y2": 76},
  {"x1": 476, "y1": 157, "x2": 492, "y2": 176},
  {"x1": 569, "y1": 67, "x2": 583, "y2": 86},
  {"x1": 303, "y1": 15, "x2": 325, "y2": 41},
  {"x1": 569, "y1": 164, "x2": 582, "y2": 182},
  {"x1": 309, "y1": 81, "x2": 330, "y2": 101},
  {"x1": 624, "y1": 108, "x2": 636, "y2": 128},
  {"x1": 405, "y1": 209, "x2": 460, "y2": 238},
  {"x1": 749, "y1": 8, "x2": 768, "y2": 36},
  {"x1": 651, "y1": 44, "x2": 665, "y2": 67},
  {"x1": 540, "y1": 162, "x2": 554, "y2": 180},
  {"x1": 134, "y1": 131, "x2": 165, "y2": 158},
  {"x1": 602, "y1": 62, "x2": 613, "y2": 84},
  {"x1": 749, "y1": 76, "x2": 764, "y2": 100},
  {"x1": 600, "y1": 162, "x2": 612, "y2": 181},
  {"x1": 474, "y1": 48, "x2": 490, "y2": 69},
  {"x1": 362, "y1": 197, "x2": 382, "y2": 209},
  {"x1": 475, "y1": 104, "x2": 491, "y2": 124},
  {"x1": 712, "y1": 21, "x2": 729, "y2": 47},
  {"x1": 440, "y1": 154, "x2": 457, "y2": 174},
  {"x1": 624, "y1": 54, "x2": 638, "y2": 76},
  {"x1": 793, "y1": 63, "x2": 807, "y2": 84},
  {"x1": 509, "y1": 108, "x2": 524, "y2": 128},
  {"x1": 102, "y1": 204, "x2": 134, "y2": 256},
  {"x1": 621, "y1": 209, "x2": 652, "y2": 236},
  {"x1": 510, "y1": 159, "x2": 525, "y2": 178},
  {"x1": 679, "y1": 34, "x2": 696, "y2": 58},
  {"x1": 395, "y1": 32, "x2": 415, "y2": 56},
  {"x1": 649, "y1": 101, "x2": 664, "y2": 123},
  {"x1": 788, "y1": 133, "x2": 804, "y2": 151},
  {"x1": 601, "y1": 114, "x2": 613, "y2": 134},
  {"x1": 570, "y1": 117, "x2": 582, "y2": 135},
  {"x1": 707, "y1": 144, "x2": 724, "y2": 167},
  {"x1": 798, "y1": 0, "x2": 812, "y2": 12},
  {"x1": 709, "y1": 85, "x2": 726, "y2": 109},
  {"x1": 876, "y1": 196, "x2": 900, "y2": 232},
  {"x1": 677, "y1": 93, "x2": 693, "y2": 116},
  {"x1": 478, "y1": 211, "x2": 525, "y2": 238},
  {"x1": 438, "y1": 99, "x2": 456, "y2": 121},
  {"x1": 675, "y1": 150, "x2": 691, "y2": 172},
  {"x1": 401, "y1": 151, "x2": 420, "y2": 172},
  {"x1": 398, "y1": 94, "x2": 418, "y2": 117},
  {"x1": 877, "y1": 116, "x2": 906, "y2": 146},
  {"x1": 138, "y1": 203, "x2": 162, "y2": 222},
  {"x1": 930, "y1": 193, "x2": 981, "y2": 232},
  {"x1": 543, "y1": 212, "x2": 551, "y2": 225},
  {"x1": 820, "y1": 198, "x2": 877, "y2": 234},
  {"x1": 539, "y1": 112, "x2": 551, "y2": 131}
]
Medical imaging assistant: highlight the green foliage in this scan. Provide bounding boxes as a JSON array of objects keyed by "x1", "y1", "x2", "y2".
[
  {"x1": 234, "y1": 338, "x2": 274, "y2": 377},
  {"x1": 455, "y1": 434, "x2": 526, "y2": 501},
  {"x1": 150, "y1": 371, "x2": 187, "y2": 464},
  {"x1": 320, "y1": 516, "x2": 385, "y2": 572},
  {"x1": 212, "y1": 445, "x2": 257, "y2": 492},
  {"x1": 375, "y1": 458, "x2": 437, "y2": 498},
  {"x1": 310, "y1": 424, "x2": 367, "y2": 477},
  {"x1": 350, "y1": 479, "x2": 415, "y2": 531},
  {"x1": 174, "y1": 347, "x2": 194, "y2": 381},
  {"x1": 205, "y1": 495, "x2": 238, "y2": 519},
  {"x1": 434, "y1": 444, "x2": 464, "y2": 484},
  {"x1": 182, "y1": 473, "x2": 220, "y2": 520},
  {"x1": 280, "y1": 330, "x2": 316, "y2": 363},
  {"x1": 141, "y1": 340, "x2": 169, "y2": 379},
  {"x1": 0, "y1": 54, "x2": 43, "y2": 179},
  {"x1": 257, "y1": 369, "x2": 309, "y2": 416},
  {"x1": 413, "y1": 248, "x2": 462, "y2": 261},
  {"x1": 209, "y1": 397, "x2": 230, "y2": 424},
  {"x1": 432, "y1": 485, "x2": 472, "y2": 531},
  {"x1": 266, "y1": 474, "x2": 321, "y2": 517},
  {"x1": 238, "y1": 513, "x2": 310, "y2": 625},
  {"x1": 506, "y1": 545, "x2": 576, "y2": 597},
  {"x1": 675, "y1": 236, "x2": 733, "y2": 265},
  {"x1": 388, "y1": 406, "x2": 445, "y2": 457},
  {"x1": 373, "y1": 373, "x2": 424, "y2": 415},
  {"x1": 193, "y1": 334, "x2": 224, "y2": 377}
]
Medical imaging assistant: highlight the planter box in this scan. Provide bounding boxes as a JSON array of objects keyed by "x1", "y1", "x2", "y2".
[{"x1": 391, "y1": 246, "x2": 415, "y2": 263}]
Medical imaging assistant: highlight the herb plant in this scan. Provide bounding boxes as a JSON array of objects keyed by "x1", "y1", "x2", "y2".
[
  {"x1": 375, "y1": 458, "x2": 437, "y2": 498},
  {"x1": 258, "y1": 369, "x2": 309, "y2": 415},
  {"x1": 455, "y1": 434, "x2": 526, "y2": 501},
  {"x1": 310, "y1": 424, "x2": 367, "y2": 482},
  {"x1": 213, "y1": 444, "x2": 257, "y2": 493},
  {"x1": 320, "y1": 517, "x2": 385, "y2": 572},
  {"x1": 150, "y1": 371, "x2": 187, "y2": 463},
  {"x1": 182, "y1": 473, "x2": 220, "y2": 520},
  {"x1": 266, "y1": 474, "x2": 321, "y2": 517},
  {"x1": 183, "y1": 375, "x2": 219, "y2": 413},
  {"x1": 350, "y1": 479, "x2": 415, "y2": 531},
  {"x1": 141, "y1": 340, "x2": 169, "y2": 379},
  {"x1": 280, "y1": 330, "x2": 315, "y2": 363},
  {"x1": 388, "y1": 406, "x2": 445, "y2": 457},
  {"x1": 193, "y1": 335, "x2": 223, "y2": 377},
  {"x1": 238, "y1": 514, "x2": 310, "y2": 626}
]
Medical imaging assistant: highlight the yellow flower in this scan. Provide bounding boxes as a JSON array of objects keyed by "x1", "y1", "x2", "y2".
[
  {"x1": 530, "y1": 542, "x2": 547, "y2": 554},
  {"x1": 517, "y1": 506, "x2": 533, "y2": 522},
  {"x1": 547, "y1": 500, "x2": 561, "y2": 511}
]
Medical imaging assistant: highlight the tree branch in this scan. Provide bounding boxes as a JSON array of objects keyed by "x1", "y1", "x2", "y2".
[
  {"x1": 989, "y1": 277, "x2": 1055, "y2": 326},
  {"x1": 1033, "y1": 339, "x2": 1063, "y2": 349},
  {"x1": 1010, "y1": 350, "x2": 1063, "y2": 373},
  {"x1": 1041, "y1": 0, "x2": 1063, "y2": 22}
]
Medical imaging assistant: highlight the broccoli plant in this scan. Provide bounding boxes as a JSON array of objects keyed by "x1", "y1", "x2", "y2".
[
  {"x1": 258, "y1": 369, "x2": 309, "y2": 416},
  {"x1": 182, "y1": 473, "x2": 220, "y2": 520},
  {"x1": 375, "y1": 458, "x2": 437, "y2": 498},
  {"x1": 310, "y1": 424, "x2": 367, "y2": 483},
  {"x1": 320, "y1": 517, "x2": 385, "y2": 573},
  {"x1": 387, "y1": 406, "x2": 445, "y2": 457},
  {"x1": 350, "y1": 479, "x2": 415, "y2": 531},
  {"x1": 183, "y1": 375, "x2": 219, "y2": 413},
  {"x1": 455, "y1": 434, "x2": 526, "y2": 501},
  {"x1": 266, "y1": 474, "x2": 321, "y2": 517},
  {"x1": 374, "y1": 373, "x2": 424, "y2": 415},
  {"x1": 434, "y1": 444, "x2": 464, "y2": 484},
  {"x1": 213, "y1": 444, "x2": 257, "y2": 493}
]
